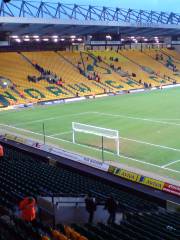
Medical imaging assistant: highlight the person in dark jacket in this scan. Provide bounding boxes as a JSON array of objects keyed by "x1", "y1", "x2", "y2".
[
  {"x1": 105, "y1": 195, "x2": 118, "y2": 224},
  {"x1": 85, "y1": 193, "x2": 96, "y2": 223}
]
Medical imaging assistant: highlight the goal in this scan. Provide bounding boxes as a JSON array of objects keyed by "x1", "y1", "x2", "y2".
[{"x1": 72, "y1": 122, "x2": 120, "y2": 156}]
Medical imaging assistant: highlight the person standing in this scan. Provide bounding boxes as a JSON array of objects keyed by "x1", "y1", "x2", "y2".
[
  {"x1": 19, "y1": 197, "x2": 37, "y2": 224},
  {"x1": 85, "y1": 193, "x2": 96, "y2": 224},
  {"x1": 105, "y1": 195, "x2": 118, "y2": 225}
]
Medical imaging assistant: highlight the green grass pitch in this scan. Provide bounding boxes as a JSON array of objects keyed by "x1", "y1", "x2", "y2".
[{"x1": 0, "y1": 87, "x2": 180, "y2": 182}]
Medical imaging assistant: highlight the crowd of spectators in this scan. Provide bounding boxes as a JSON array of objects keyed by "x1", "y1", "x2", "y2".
[
  {"x1": 110, "y1": 63, "x2": 121, "y2": 72},
  {"x1": 138, "y1": 79, "x2": 152, "y2": 88},
  {"x1": 155, "y1": 53, "x2": 164, "y2": 61},
  {"x1": 87, "y1": 72, "x2": 101, "y2": 82},
  {"x1": 156, "y1": 54, "x2": 178, "y2": 72},
  {"x1": 109, "y1": 56, "x2": 119, "y2": 62},
  {"x1": 27, "y1": 63, "x2": 63, "y2": 86},
  {"x1": 77, "y1": 60, "x2": 101, "y2": 82}
]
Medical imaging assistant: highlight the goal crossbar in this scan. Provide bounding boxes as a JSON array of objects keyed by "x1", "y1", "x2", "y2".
[{"x1": 72, "y1": 122, "x2": 119, "y2": 138}]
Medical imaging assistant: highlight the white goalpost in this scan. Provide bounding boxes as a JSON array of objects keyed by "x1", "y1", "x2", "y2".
[{"x1": 72, "y1": 122, "x2": 120, "y2": 156}]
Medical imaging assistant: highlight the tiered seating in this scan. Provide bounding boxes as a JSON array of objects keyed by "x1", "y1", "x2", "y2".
[
  {"x1": 0, "y1": 51, "x2": 106, "y2": 107},
  {"x1": 0, "y1": 216, "x2": 88, "y2": 240},
  {"x1": 0, "y1": 52, "x2": 70, "y2": 105},
  {"x1": 61, "y1": 51, "x2": 139, "y2": 92},
  {"x1": 144, "y1": 48, "x2": 178, "y2": 67},
  {"x1": 0, "y1": 146, "x2": 158, "y2": 213},
  {"x1": 145, "y1": 48, "x2": 180, "y2": 77},
  {"x1": 72, "y1": 211, "x2": 180, "y2": 240},
  {"x1": 162, "y1": 48, "x2": 180, "y2": 61},
  {"x1": 1, "y1": 144, "x2": 179, "y2": 239},
  {"x1": 23, "y1": 51, "x2": 103, "y2": 96},
  {"x1": 59, "y1": 51, "x2": 110, "y2": 95},
  {"x1": 1, "y1": 210, "x2": 179, "y2": 240},
  {"x1": 1, "y1": 49, "x2": 180, "y2": 107},
  {"x1": 0, "y1": 52, "x2": 38, "y2": 105},
  {"x1": 93, "y1": 50, "x2": 163, "y2": 87},
  {"x1": 85, "y1": 51, "x2": 140, "y2": 90},
  {"x1": 122, "y1": 49, "x2": 179, "y2": 83}
]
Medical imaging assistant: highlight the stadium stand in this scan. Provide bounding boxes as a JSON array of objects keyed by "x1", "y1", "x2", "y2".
[
  {"x1": 1, "y1": 49, "x2": 180, "y2": 108},
  {"x1": 162, "y1": 48, "x2": 180, "y2": 61},
  {"x1": 0, "y1": 143, "x2": 158, "y2": 212},
  {"x1": 91, "y1": 50, "x2": 163, "y2": 87},
  {"x1": 0, "y1": 1, "x2": 180, "y2": 239},
  {"x1": 122, "y1": 49, "x2": 178, "y2": 84},
  {"x1": 23, "y1": 51, "x2": 103, "y2": 96},
  {"x1": 0, "y1": 139, "x2": 179, "y2": 240}
]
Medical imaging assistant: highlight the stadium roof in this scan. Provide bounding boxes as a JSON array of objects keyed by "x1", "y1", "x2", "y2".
[{"x1": 0, "y1": 0, "x2": 180, "y2": 37}]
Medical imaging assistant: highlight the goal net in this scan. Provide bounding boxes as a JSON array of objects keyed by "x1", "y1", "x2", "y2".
[{"x1": 72, "y1": 122, "x2": 120, "y2": 155}]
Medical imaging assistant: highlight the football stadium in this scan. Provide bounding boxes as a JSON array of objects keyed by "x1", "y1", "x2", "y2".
[{"x1": 0, "y1": 0, "x2": 180, "y2": 239}]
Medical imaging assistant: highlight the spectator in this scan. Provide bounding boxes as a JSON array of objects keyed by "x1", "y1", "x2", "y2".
[
  {"x1": 110, "y1": 64, "x2": 114, "y2": 69},
  {"x1": 20, "y1": 91, "x2": 25, "y2": 99},
  {"x1": 19, "y1": 197, "x2": 37, "y2": 223},
  {"x1": 132, "y1": 73, "x2": 136, "y2": 77},
  {"x1": 0, "y1": 144, "x2": 4, "y2": 160},
  {"x1": 35, "y1": 142, "x2": 40, "y2": 148},
  {"x1": 85, "y1": 193, "x2": 96, "y2": 223},
  {"x1": 42, "y1": 236, "x2": 50, "y2": 240},
  {"x1": 105, "y1": 195, "x2": 118, "y2": 225},
  {"x1": 97, "y1": 56, "x2": 102, "y2": 62}
]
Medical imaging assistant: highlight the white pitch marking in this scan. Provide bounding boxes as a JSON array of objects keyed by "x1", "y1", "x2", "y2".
[
  {"x1": 120, "y1": 136, "x2": 180, "y2": 153},
  {"x1": 162, "y1": 159, "x2": 180, "y2": 168},
  {"x1": 13, "y1": 112, "x2": 93, "y2": 126},
  {"x1": 58, "y1": 137, "x2": 180, "y2": 174},
  {"x1": 156, "y1": 118, "x2": 180, "y2": 121},
  {"x1": 92, "y1": 111, "x2": 180, "y2": 127},
  {"x1": 50, "y1": 130, "x2": 71, "y2": 137}
]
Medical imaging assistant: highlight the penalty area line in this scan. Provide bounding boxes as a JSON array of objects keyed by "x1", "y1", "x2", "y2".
[
  {"x1": 162, "y1": 159, "x2": 180, "y2": 168},
  {"x1": 50, "y1": 130, "x2": 72, "y2": 137},
  {"x1": 92, "y1": 111, "x2": 180, "y2": 127},
  {"x1": 13, "y1": 112, "x2": 93, "y2": 127}
]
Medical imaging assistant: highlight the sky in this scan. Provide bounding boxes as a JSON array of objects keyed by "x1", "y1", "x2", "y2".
[{"x1": 57, "y1": 0, "x2": 180, "y2": 13}]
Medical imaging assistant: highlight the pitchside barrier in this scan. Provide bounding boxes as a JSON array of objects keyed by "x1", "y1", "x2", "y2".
[
  {"x1": 1, "y1": 133, "x2": 180, "y2": 197},
  {"x1": 108, "y1": 166, "x2": 180, "y2": 196}
]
